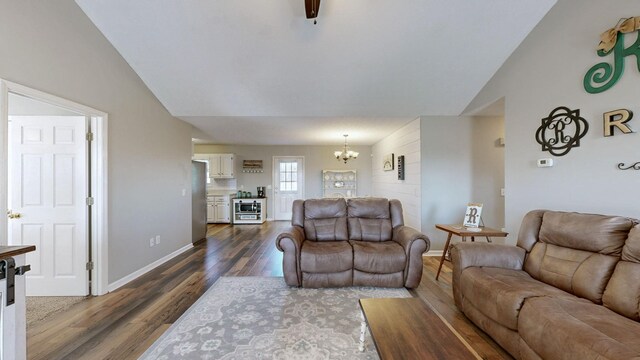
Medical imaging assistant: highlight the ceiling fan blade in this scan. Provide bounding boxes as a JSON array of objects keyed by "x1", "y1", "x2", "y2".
[{"x1": 305, "y1": 0, "x2": 321, "y2": 19}]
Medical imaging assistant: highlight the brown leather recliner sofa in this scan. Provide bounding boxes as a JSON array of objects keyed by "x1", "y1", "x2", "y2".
[
  {"x1": 451, "y1": 210, "x2": 640, "y2": 360},
  {"x1": 275, "y1": 198, "x2": 430, "y2": 288}
]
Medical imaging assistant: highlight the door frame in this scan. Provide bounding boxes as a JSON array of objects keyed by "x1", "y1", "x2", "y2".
[
  {"x1": 0, "y1": 80, "x2": 109, "y2": 296},
  {"x1": 272, "y1": 156, "x2": 305, "y2": 221}
]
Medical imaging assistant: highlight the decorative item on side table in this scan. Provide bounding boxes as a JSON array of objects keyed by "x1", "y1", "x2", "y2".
[{"x1": 463, "y1": 203, "x2": 483, "y2": 229}]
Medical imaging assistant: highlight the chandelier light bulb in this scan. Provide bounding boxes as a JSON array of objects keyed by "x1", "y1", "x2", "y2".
[{"x1": 335, "y1": 134, "x2": 358, "y2": 164}]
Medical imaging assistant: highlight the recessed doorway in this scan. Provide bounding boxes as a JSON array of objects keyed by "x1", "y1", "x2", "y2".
[{"x1": 1, "y1": 80, "x2": 109, "y2": 296}]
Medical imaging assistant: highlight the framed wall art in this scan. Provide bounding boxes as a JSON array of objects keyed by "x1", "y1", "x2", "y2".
[{"x1": 383, "y1": 153, "x2": 394, "y2": 171}]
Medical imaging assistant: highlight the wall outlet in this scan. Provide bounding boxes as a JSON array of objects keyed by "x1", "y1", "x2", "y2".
[
  {"x1": 149, "y1": 237, "x2": 155, "y2": 247},
  {"x1": 500, "y1": 188, "x2": 505, "y2": 196},
  {"x1": 155, "y1": 235, "x2": 161, "y2": 245},
  {"x1": 181, "y1": 188, "x2": 186, "y2": 196}
]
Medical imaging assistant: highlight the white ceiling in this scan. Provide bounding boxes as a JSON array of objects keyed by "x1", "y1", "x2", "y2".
[{"x1": 75, "y1": 0, "x2": 555, "y2": 145}]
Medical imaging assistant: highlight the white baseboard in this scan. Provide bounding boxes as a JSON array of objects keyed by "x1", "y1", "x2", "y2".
[
  {"x1": 424, "y1": 250, "x2": 444, "y2": 257},
  {"x1": 107, "y1": 243, "x2": 194, "y2": 292}
]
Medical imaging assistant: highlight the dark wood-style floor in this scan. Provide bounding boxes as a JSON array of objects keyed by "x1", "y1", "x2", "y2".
[{"x1": 27, "y1": 222, "x2": 512, "y2": 360}]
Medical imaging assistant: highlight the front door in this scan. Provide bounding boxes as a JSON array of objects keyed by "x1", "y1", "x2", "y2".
[
  {"x1": 273, "y1": 156, "x2": 304, "y2": 221},
  {"x1": 8, "y1": 115, "x2": 89, "y2": 296}
]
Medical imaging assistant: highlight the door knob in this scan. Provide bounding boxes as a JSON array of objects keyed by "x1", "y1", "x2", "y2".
[{"x1": 7, "y1": 210, "x2": 21, "y2": 219}]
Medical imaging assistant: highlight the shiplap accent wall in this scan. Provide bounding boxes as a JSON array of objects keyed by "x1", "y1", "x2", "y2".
[{"x1": 372, "y1": 118, "x2": 421, "y2": 231}]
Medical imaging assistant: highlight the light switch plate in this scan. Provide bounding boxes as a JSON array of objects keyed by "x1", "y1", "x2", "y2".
[{"x1": 537, "y1": 158, "x2": 554, "y2": 167}]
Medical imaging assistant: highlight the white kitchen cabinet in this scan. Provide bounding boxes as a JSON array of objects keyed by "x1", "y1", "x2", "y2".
[
  {"x1": 1, "y1": 252, "x2": 30, "y2": 360},
  {"x1": 210, "y1": 154, "x2": 235, "y2": 178},
  {"x1": 192, "y1": 153, "x2": 235, "y2": 179},
  {"x1": 214, "y1": 202, "x2": 230, "y2": 223},
  {"x1": 207, "y1": 195, "x2": 231, "y2": 223},
  {"x1": 207, "y1": 201, "x2": 216, "y2": 223}
]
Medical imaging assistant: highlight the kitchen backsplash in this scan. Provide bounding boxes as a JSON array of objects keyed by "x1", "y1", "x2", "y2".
[{"x1": 209, "y1": 178, "x2": 237, "y2": 190}]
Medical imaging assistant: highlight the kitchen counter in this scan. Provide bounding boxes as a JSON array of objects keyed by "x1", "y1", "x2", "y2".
[
  {"x1": 233, "y1": 197, "x2": 267, "y2": 200},
  {"x1": 0, "y1": 245, "x2": 34, "y2": 360},
  {"x1": 0, "y1": 245, "x2": 36, "y2": 260},
  {"x1": 207, "y1": 190, "x2": 237, "y2": 196}
]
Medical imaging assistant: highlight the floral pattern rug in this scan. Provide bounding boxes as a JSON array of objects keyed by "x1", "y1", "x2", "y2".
[{"x1": 139, "y1": 277, "x2": 411, "y2": 359}]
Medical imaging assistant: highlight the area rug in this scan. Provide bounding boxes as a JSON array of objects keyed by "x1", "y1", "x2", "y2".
[
  {"x1": 26, "y1": 296, "x2": 87, "y2": 327},
  {"x1": 139, "y1": 277, "x2": 411, "y2": 359}
]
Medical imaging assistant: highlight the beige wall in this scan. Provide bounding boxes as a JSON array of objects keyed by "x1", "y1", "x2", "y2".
[
  {"x1": 420, "y1": 116, "x2": 505, "y2": 251},
  {"x1": 471, "y1": 116, "x2": 505, "y2": 231},
  {"x1": 466, "y1": 0, "x2": 640, "y2": 242},
  {"x1": 194, "y1": 144, "x2": 373, "y2": 218},
  {"x1": 0, "y1": 1, "x2": 193, "y2": 284},
  {"x1": 372, "y1": 118, "x2": 422, "y2": 231}
]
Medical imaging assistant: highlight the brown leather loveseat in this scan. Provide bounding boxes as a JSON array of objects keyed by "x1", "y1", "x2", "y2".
[
  {"x1": 276, "y1": 198, "x2": 430, "y2": 288},
  {"x1": 451, "y1": 210, "x2": 640, "y2": 360}
]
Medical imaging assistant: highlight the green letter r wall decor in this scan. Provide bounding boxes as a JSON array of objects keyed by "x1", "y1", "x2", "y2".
[{"x1": 584, "y1": 17, "x2": 640, "y2": 94}]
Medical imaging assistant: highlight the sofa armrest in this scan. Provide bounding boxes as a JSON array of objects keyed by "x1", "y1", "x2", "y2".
[
  {"x1": 276, "y1": 226, "x2": 305, "y2": 252},
  {"x1": 275, "y1": 226, "x2": 305, "y2": 286},
  {"x1": 450, "y1": 242, "x2": 526, "y2": 308},
  {"x1": 393, "y1": 226, "x2": 430, "y2": 252},
  {"x1": 393, "y1": 226, "x2": 430, "y2": 288}
]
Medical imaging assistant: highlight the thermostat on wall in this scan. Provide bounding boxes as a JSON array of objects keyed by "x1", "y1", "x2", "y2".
[{"x1": 537, "y1": 158, "x2": 554, "y2": 167}]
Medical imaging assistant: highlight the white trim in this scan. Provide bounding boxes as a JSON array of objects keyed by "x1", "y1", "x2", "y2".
[
  {"x1": 424, "y1": 250, "x2": 444, "y2": 257},
  {"x1": 0, "y1": 80, "x2": 109, "y2": 296},
  {"x1": 0, "y1": 81, "x2": 8, "y2": 246},
  {"x1": 107, "y1": 243, "x2": 194, "y2": 292}
]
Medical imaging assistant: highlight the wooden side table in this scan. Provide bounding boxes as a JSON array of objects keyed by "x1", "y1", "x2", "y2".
[{"x1": 434, "y1": 224, "x2": 508, "y2": 280}]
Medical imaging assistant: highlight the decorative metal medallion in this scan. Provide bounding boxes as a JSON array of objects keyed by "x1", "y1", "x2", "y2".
[
  {"x1": 617, "y1": 162, "x2": 640, "y2": 170},
  {"x1": 584, "y1": 16, "x2": 640, "y2": 94},
  {"x1": 535, "y1": 106, "x2": 589, "y2": 156}
]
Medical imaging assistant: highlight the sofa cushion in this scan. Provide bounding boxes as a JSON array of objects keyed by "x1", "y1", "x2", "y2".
[
  {"x1": 353, "y1": 270, "x2": 404, "y2": 287},
  {"x1": 302, "y1": 198, "x2": 348, "y2": 241},
  {"x1": 524, "y1": 243, "x2": 618, "y2": 304},
  {"x1": 350, "y1": 241, "x2": 406, "y2": 274},
  {"x1": 523, "y1": 211, "x2": 633, "y2": 304},
  {"x1": 603, "y1": 224, "x2": 640, "y2": 321},
  {"x1": 300, "y1": 241, "x2": 352, "y2": 273},
  {"x1": 538, "y1": 211, "x2": 633, "y2": 255},
  {"x1": 459, "y1": 267, "x2": 576, "y2": 330},
  {"x1": 519, "y1": 296, "x2": 640, "y2": 360},
  {"x1": 622, "y1": 224, "x2": 640, "y2": 262},
  {"x1": 302, "y1": 270, "x2": 352, "y2": 288},
  {"x1": 347, "y1": 198, "x2": 392, "y2": 241}
]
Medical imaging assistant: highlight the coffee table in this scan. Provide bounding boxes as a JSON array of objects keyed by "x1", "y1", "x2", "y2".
[{"x1": 359, "y1": 298, "x2": 480, "y2": 360}]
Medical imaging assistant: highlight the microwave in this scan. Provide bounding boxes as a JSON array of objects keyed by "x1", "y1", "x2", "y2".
[{"x1": 234, "y1": 200, "x2": 260, "y2": 213}]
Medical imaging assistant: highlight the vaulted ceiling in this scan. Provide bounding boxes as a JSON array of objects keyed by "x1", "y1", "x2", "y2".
[{"x1": 76, "y1": 0, "x2": 556, "y2": 145}]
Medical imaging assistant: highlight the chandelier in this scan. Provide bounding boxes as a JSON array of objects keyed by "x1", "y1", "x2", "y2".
[{"x1": 334, "y1": 134, "x2": 359, "y2": 163}]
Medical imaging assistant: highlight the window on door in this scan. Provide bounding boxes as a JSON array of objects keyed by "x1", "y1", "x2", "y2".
[{"x1": 279, "y1": 161, "x2": 298, "y2": 192}]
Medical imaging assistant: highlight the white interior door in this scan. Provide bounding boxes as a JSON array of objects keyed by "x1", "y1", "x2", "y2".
[
  {"x1": 8, "y1": 116, "x2": 89, "y2": 296},
  {"x1": 273, "y1": 156, "x2": 304, "y2": 221}
]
